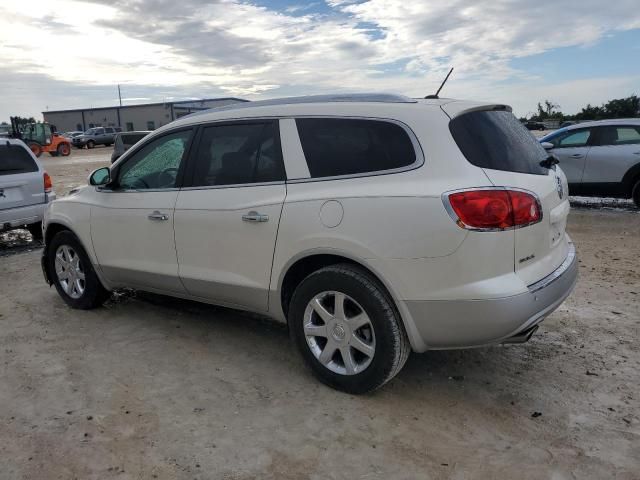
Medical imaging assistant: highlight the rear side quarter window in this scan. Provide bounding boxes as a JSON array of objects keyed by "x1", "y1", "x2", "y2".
[{"x1": 295, "y1": 118, "x2": 417, "y2": 178}]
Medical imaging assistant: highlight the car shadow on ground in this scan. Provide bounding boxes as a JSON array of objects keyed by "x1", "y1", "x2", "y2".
[{"x1": 106, "y1": 289, "x2": 553, "y2": 402}]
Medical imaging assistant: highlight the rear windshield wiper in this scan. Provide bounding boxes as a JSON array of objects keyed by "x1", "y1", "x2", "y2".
[{"x1": 540, "y1": 155, "x2": 559, "y2": 169}]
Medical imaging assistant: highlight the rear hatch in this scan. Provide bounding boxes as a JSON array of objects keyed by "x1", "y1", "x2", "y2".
[
  {"x1": 444, "y1": 103, "x2": 570, "y2": 285},
  {"x1": 0, "y1": 142, "x2": 44, "y2": 211}
]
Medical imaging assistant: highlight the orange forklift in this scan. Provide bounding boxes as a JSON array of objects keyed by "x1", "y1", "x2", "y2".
[{"x1": 9, "y1": 117, "x2": 71, "y2": 157}]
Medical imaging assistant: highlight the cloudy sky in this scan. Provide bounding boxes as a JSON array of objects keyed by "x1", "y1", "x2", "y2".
[{"x1": 1, "y1": 0, "x2": 639, "y2": 120}]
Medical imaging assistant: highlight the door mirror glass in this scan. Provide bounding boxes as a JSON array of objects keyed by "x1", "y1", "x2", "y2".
[
  {"x1": 89, "y1": 167, "x2": 111, "y2": 186},
  {"x1": 540, "y1": 142, "x2": 554, "y2": 150}
]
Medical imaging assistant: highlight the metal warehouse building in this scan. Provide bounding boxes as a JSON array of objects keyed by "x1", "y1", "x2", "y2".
[{"x1": 42, "y1": 97, "x2": 248, "y2": 133}]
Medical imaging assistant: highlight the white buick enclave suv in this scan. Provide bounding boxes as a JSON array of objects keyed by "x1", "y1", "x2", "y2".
[{"x1": 42, "y1": 94, "x2": 578, "y2": 393}]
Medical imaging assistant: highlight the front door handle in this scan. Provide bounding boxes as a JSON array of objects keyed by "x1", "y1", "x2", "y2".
[
  {"x1": 148, "y1": 211, "x2": 169, "y2": 221},
  {"x1": 633, "y1": 151, "x2": 640, "y2": 155},
  {"x1": 242, "y1": 211, "x2": 269, "y2": 222},
  {"x1": 570, "y1": 154, "x2": 584, "y2": 158}
]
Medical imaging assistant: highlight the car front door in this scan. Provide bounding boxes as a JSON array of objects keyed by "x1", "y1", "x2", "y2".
[
  {"x1": 105, "y1": 127, "x2": 115, "y2": 144},
  {"x1": 174, "y1": 120, "x2": 287, "y2": 312},
  {"x1": 582, "y1": 125, "x2": 640, "y2": 187},
  {"x1": 547, "y1": 128, "x2": 594, "y2": 190},
  {"x1": 90, "y1": 128, "x2": 194, "y2": 293},
  {"x1": 94, "y1": 128, "x2": 105, "y2": 144}
]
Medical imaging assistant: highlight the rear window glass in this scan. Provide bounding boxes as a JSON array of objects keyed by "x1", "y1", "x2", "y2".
[
  {"x1": 449, "y1": 110, "x2": 548, "y2": 175},
  {"x1": 295, "y1": 118, "x2": 416, "y2": 178},
  {"x1": 122, "y1": 133, "x2": 148, "y2": 147},
  {"x1": 0, "y1": 144, "x2": 38, "y2": 175}
]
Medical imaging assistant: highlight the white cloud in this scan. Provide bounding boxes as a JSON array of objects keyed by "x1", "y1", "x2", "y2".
[{"x1": 0, "y1": 0, "x2": 639, "y2": 118}]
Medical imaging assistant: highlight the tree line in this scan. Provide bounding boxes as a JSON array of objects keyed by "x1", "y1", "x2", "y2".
[{"x1": 522, "y1": 94, "x2": 639, "y2": 122}]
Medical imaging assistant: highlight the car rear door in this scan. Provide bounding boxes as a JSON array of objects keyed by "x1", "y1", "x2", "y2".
[
  {"x1": 582, "y1": 125, "x2": 640, "y2": 186},
  {"x1": 0, "y1": 142, "x2": 43, "y2": 212},
  {"x1": 174, "y1": 120, "x2": 287, "y2": 313},
  {"x1": 446, "y1": 106, "x2": 571, "y2": 286}
]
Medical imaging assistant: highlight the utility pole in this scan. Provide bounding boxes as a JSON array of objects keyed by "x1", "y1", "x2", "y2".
[{"x1": 118, "y1": 84, "x2": 122, "y2": 107}]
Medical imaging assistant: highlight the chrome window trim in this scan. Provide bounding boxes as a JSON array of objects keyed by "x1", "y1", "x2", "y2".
[
  {"x1": 441, "y1": 186, "x2": 544, "y2": 232},
  {"x1": 180, "y1": 180, "x2": 286, "y2": 191}
]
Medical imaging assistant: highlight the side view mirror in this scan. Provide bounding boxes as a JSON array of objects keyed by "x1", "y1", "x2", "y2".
[
  {"x1": 89, "y1": 167, "x2": 111, "y2": 186},
  {"x1": 540, "y1": 142, "x2": 554, "y2": 150}
]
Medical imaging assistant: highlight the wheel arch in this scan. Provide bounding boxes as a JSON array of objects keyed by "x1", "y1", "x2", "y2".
[
  {"x1": 42, "y1": 222, "x2": 77, "y2": 285},
  {"x1": 43, "y1": 221, "x2": 110, "y2": 290},
  {"x1": 621, "y1": 161, "x2": 640, "y2": 198},
  {"x1": 276, "y1": 249, "x2": 426, "y2": 352}
]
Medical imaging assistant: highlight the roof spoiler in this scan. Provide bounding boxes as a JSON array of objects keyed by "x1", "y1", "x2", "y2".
[{"x1": 441, "y1": 102, "x2": 512, "y2": 119}]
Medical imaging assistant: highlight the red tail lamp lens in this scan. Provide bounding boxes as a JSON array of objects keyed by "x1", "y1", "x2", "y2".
[
  {"x1": 446, "y1": 189, "x2": 541, "y2": 230},
  {"x1": 43, "y1": 172, "x2": 52, "y2": 193}
]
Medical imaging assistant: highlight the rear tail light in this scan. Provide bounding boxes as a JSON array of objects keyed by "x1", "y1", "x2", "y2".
[
  {"x1": 43, "y1": 172, "x2": 53, "y2": 193},
  {"x1": 444, "y1": 189, "x2": 541, "y2": 231}
]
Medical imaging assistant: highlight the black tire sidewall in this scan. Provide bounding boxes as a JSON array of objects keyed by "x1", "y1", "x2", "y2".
[
  {"x1": 87, "y1": 141, "x2": 95, "y2": 149},
  {"x1": 27, "y1": 222, "x2": 43, "y2": 240},
  {"x1": 633, "y1": 180, "x2": 640, "y2": 208},
  {"x1": 289, "y1": 266, "x2": 404, "y2": 394},
  {"x1": 47, "y1": 231, "x2": 107, "y2": 309}
]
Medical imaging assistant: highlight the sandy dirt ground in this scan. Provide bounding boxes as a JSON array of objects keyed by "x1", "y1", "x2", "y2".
[{"x1": 0, "y1": 146, "x2": 639, "y2": 479}]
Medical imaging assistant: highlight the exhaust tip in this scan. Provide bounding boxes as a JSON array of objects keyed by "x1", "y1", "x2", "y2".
[{"x1": 502, "y1": 325, "x2": 539, "y2": 344}]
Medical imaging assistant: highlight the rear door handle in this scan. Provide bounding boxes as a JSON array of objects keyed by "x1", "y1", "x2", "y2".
[
  {"x1": 242, "y1": 211, "x2": 269, "y2": 222},
  {"x1": 570, "y1": 154, "x2": 584, "y2": 158},
  {"x1": 148, "y1": 211, "x2": 169, "y2": 221}
]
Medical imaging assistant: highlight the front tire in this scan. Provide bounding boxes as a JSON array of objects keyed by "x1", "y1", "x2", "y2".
[
  {"x1": 86, "y1": 140, "x2": 95, "y2": 149},
  {"x1": 47, "y1": 231, "x2": 110, "y2": 309},
  {"x1": 28, "y1": 142, "x2": 43, "y2": 157},
  {"x1": 289, "y1": 264, "x2": 410, "y2": 394},
  {"x1": 632, "y1": 180, "x2": 640, "y2": 208}
]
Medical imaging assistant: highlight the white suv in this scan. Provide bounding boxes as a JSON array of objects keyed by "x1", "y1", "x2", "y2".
[{"x1": 42, "y1": 94, "x2": 578, "y2": 393}]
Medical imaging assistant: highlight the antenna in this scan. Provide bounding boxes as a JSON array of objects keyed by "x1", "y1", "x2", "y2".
[{"x1": 425, "y1": 67, "x2": 454, "y2": 99}]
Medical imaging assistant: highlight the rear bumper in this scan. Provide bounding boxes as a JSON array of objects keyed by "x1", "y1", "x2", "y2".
[
  {"x1": 403, "y1": 241, "x2": 578, "y2": 351},
  {"x1": 0, "y1": 203, "x2": 46, "y2": 230}
]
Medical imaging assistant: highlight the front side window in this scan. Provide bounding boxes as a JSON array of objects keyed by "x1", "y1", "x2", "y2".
[
  {"x1": 597, "y1": 126, "x2": 640, "y2": 146},
  {"x1": 296, "y1": 118, "x2": 416, "y2": 178},
  {"x1": 117, "y1": 129, "x2": 192, "y2": 190},
  {"x1": 551, "y1": 129, "x2": 593, "y2": 148},
  {"x1": 192, "y1": 122, "x2": 285, "y2": 187}
]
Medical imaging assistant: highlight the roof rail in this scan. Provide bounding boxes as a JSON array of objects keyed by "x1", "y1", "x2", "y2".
[{"x1": 184, "y1": 93, "x2": 417, "y2": 118}]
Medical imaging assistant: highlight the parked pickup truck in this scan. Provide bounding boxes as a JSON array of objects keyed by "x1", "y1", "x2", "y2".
[{"x1": 72, "y1": 127, "x2": 122, "y2": 149}]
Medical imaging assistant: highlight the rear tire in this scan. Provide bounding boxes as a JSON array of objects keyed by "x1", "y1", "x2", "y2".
[
  {"x1": 57, "y1": 143, "x2": 71, "y2": 156},
  {"x1": 26, "y1": 222, "x2": 43, "y2": 240},
  {"x1": 633, "y1": 180, "x2": 640, "y2": 208},
  {"x1": 86, "y1": 140, "x2": 95, "y2": 149},
  {"x1": 289, "y1": 263, "x2": 410, "y2": 394},
  {"x1": 47, "y1": 231, "x2": 110, "y2": 309}
]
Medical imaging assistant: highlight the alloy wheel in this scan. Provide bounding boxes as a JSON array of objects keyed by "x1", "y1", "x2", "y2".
[
  {"x1": 54, "y1": 245, "x2": 85, "y2": 299},
  {"x1": 303, "y1": 291, "x2": 376, "y2": 375}
]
